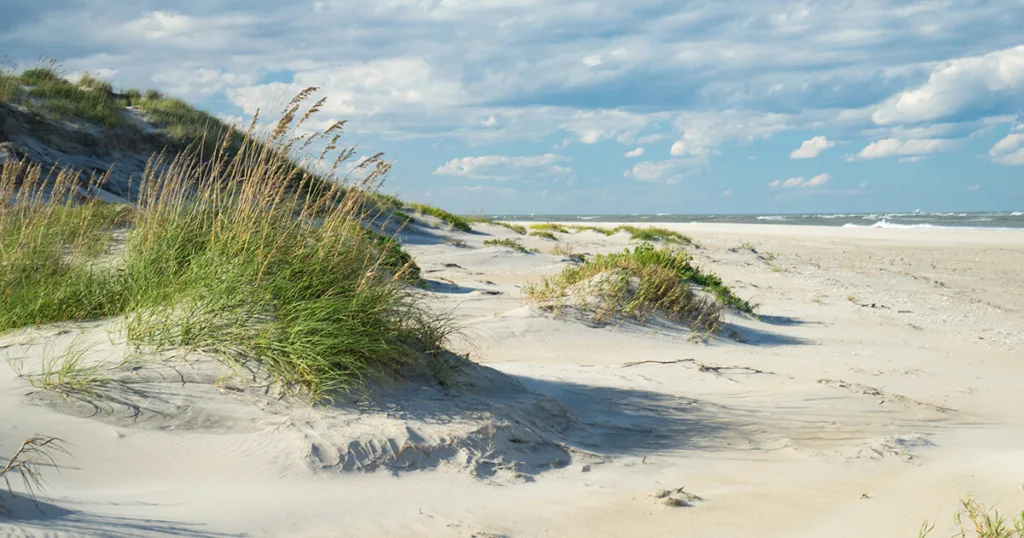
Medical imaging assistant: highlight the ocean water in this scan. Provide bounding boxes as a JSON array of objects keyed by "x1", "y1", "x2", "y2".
[{"x1": 489, "y1": 211, "x2": 1024, "y2": 230}]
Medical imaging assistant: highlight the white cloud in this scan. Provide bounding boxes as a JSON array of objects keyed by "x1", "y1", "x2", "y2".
[
  {"x1": 433, "y1": 153, "x2": 570, "y2": 179},
  {"x1": 967, "y1": 184, "x2": 981, "y2": 191},
  {"x1": 670, "y1": 110, "x2": 793, "y2": 159},
  {"x1": 582, "y1": 54, "x2": 602, "y2": 67},
  {"x1": 722, "y1": 189, "x2": 732, "y2": 197},
  {"x1": 481, "y1": 114, "x2": 497, "y2": 127},
  {"x1": 872, "y1": 45, "x2": 1024, "y2": 125},
  {"x1": 790, "y1": 135, "x2": 835, "y2": 159},
  {"x1": 625, "y1": 147, "x2": 645, "y2": 158},
  {"x1": 769, "y1": 173, "x2": 831, "y2": 189},
  {"x1": 989, "y1": 127, "x2": 1024, "y2": 165},
  {"x1": 624, "y1": 159, "x2": 700, "y2": 184},
  {"x1": 856, "y1": 138, "x2": 956, "y2": 159}
]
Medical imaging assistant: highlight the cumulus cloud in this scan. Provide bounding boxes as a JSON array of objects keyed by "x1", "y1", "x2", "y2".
[
  {"x1": 769, "y1": 173, "x2": 831, "y2": 189},
  {"x1": 625, "y1": 147, "x2": 644, "y2": 158},
  {"x1": 871, "y1": 45, "x2": 1024, "y2": 125},
  {"x1": 624, "y1": 159, "x2": 700, "y2": 184},
  {"x1": 989, "y1": 126, "x2": 1024, "y2": 165},
  {"x1": 856, "y1": 138, "x2": 956, "y2": 159},
  {"x1": 790, "y1": 135, "x2": 835, "y2": 159},
  {"x1": 433, "y1": 153, "x2": 571, "y2": 179}
]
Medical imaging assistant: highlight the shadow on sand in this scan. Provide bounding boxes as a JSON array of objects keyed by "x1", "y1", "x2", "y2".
[{"x1": 1, "y1": 493, "x2": 242, "y2": 538}]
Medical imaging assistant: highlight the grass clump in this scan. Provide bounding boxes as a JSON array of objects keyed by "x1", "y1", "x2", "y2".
[
  {"x1": 1, "y1": 88, "x2": 450, "y2": 402},
  {"x1": 0, "y1": 162, "x2": 131, "y2": 332},
  {"x1": 11, "y1": 65, "x2": 128, "y2": 128},
  {"x1": 530, "y1": 223, "x2": 570, "y2": 234},
  {"x1": 919, "y1": 493, "x2": 1024, "y2": 537},
  {"x1": 530, "y1": 230, "x2": 559, "y2": 241},
  {"x1": 496, "y1": 222, "x2": 527, "y2": 235},
  {"x1": 613, "y1": 225, "x2": 695, "y2": 246},
  {"x1": 410, "y1": 203, "x2": 472, "y2": 232},
  {"x1": 568, "y1": 225, "x2": 615, "y2": 236},
  {"x1": 524, "y1": 243, "x2": 726, "y2": 330},
  {"x1": 484, "y1": 238, "x2": 535, "y2": 254}
]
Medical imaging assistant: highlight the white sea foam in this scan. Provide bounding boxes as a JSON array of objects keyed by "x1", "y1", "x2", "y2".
[
  {"x1": 757, "y1": 216, "x2": 788, "y2": 221},
  {"x1": 1011, "y1": 211, "x2": 1023, "y2": 217},
  {"x1": 843, "y1": 219, "x2": 937, "y2": 229}
]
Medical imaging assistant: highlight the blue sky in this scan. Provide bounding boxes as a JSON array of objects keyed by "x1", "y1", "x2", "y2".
[{"x1": 2, "y1": 0, "x2": 1022, "y2": 214}]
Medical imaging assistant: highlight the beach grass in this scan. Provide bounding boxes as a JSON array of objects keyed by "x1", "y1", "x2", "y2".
[
  {"x1": 1, "y1": 88, "x2": 452, "y2": 402},
  {"x1": 530, "y1": 230, "x2": 559, "y2": 241},
  {"x1": 919, "y1": 493, "x2": 1024, "y2": 537},
  {"x1": 524, "y1": 242, "x2": 726, "y2": 330},
  {"x1": 568, "y1": 224, "x2": 616, "y2": 236},
  {"x1": 484, "y1": 238, "x2": 535, "y2": 254},
  {"x1": 530, "y1": 223, "x2": 570, "y2": 234},
  {"x1": 613, "y1": 225, "x2": 695, "y2": 246},
  {"x1": 410, "y1": 203, "x2": 473, "y2": 232},
  {"x1": 494, "y1": 221, "x2": 527, "y2": 235}
]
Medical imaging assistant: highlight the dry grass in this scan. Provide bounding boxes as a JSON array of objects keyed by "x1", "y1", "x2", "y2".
[
  {"x1": 920, "y1": 493, "x2": 1024, "y2": 537},
  {"x1": 1, "y1": 87, "x2": 451, "y2": 402},
  {"x1": 0, "y1": 436, "x2": 70, "y2": 515}
]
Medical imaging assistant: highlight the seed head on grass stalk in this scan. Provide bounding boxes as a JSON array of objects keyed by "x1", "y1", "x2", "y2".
[{"x1": 119, "y1": 87, "x2": 450, "y2": 402}]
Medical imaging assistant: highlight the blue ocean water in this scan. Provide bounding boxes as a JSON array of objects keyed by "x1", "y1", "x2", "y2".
[{"x1": 485, "y1": 211, "x2": 1024, "y2": 230}]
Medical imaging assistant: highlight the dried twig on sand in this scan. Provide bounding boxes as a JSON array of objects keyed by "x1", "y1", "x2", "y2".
[{"x1": 0, "y1": 436, "x2": 70, "y2": 515}]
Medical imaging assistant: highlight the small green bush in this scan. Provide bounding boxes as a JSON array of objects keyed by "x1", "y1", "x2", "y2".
[
  {"x1": 568, "y1": 225, "x2": 615, "y2": 236},
  {"x1": 530, "y1": 230, "x2": 558, "y2": 241},
  {"x1": 613, "y1": 225, "x2": 695, "y2": 246}
]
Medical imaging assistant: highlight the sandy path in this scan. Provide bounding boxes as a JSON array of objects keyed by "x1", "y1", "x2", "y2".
[{"x1": 2, "y1": 222, "x2": 1023, "y2": 537}]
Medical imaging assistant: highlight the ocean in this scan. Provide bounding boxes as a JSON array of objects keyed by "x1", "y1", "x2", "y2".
[{"x1": 489, "y1": 211, "x2": 1024, "y2": 230}]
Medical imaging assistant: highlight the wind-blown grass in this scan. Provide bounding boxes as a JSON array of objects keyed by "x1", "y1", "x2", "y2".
[
  {"x1": 484, "y1": 238, "x2": 535, "y2": 253},
  {"x1": 919, "y1": 493, "x2": 1024, "y2": 538},
  {"x1": 524, "y1": 242, "x2": 752, "y2": 329},
  {"x1": 530, "y1": 230, "x2": 559, "y2": 241},
  {"x1": 409, "y1": 203, "x2": 472, "y2": 232},
  {"x1": 1, "y1": 88, "x2": 450, "y2": 402}
]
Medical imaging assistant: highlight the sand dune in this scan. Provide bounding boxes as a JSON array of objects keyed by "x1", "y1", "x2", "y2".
[{"x1": 3, "y1": 222, "x2": 1023, "y2": 537}]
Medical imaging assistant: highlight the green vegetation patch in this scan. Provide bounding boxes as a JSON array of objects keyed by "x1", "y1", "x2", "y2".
[
  {"x1": 568, "y1": 225, "x2": 616, "y2": 236},
  {"x1": 1, "y1": 91, "x2": 449, "y2": 402},
  {"x1": 524, "y1": 242, "x2": 753, "y2": 330},
  {"x1": 613, "y1": 225, "x2": 695, "y2": 246},
  {"x1": 530, "y1": 222, "x2": 570, "y2": 234},
  {"x1": 484, "y1": 238, "x2": 535, "y2": 254},
  {"x1": 410, "y1": 203, "x2": 472, "y2": 232},
  {"x1": 530, "y1": 230, "x2": 558, "y2": 241}
]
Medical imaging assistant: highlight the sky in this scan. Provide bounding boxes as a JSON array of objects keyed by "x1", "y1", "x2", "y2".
[{"x1": 1, "y1": 0, "x2": 1022, "y2": 215}]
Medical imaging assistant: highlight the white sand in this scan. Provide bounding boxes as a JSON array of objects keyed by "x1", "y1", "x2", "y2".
[{"x1": 2, "y1": 221, "x2": 1023, "y2": 537}]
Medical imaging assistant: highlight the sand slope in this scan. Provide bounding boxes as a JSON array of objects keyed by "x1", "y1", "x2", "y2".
[{"x1": 2, "y1": 222, "x2": 1023, "y2": 537}]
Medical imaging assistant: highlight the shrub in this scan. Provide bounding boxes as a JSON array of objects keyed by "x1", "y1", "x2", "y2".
[
  {"x1": 484, "y1": 238, "x2": 534, "y2": 254},
  {"x1": 409, "y1": 203, "x2": 472, "y2": 232},
  {"x1": 524, "y1": 243, "x2": 752, "y2": 330}
]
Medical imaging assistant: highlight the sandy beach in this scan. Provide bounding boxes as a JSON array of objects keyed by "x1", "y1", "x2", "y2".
[{"x1": 1, "y1": 220, "x2": 1022, "y2": 537}]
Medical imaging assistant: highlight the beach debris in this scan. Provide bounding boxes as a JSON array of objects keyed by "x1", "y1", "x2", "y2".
[
  {"x1": 655, "y1": 487, "x2": 703, "y2": 507},
  {"x1": 816, "y1": 379, "x2": 954, "y2": 413}
]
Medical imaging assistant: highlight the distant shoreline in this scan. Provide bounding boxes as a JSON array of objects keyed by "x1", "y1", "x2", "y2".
[{"x1": 480, "y1": 211, "x2": 1024, "y2": 230}]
